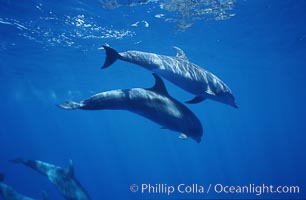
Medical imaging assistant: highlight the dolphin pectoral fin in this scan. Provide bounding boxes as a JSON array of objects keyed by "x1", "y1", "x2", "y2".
[
  {"x1": 185, "y1": 96, "x2": 206, "y2": 104},
  {"x1": 173, "y1": 46, "x2": 188, "y2": 60},
  {"x1": 179, "y1": 133, "x2": 188, "y2": 140},
  {"x1": 101, "y1": 45, "x2": 120, "y2": 69}
]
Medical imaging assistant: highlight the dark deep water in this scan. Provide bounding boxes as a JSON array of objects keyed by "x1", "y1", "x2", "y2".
[{"x1": 1, "y1": 0, "x2": 306, "y2": 199}]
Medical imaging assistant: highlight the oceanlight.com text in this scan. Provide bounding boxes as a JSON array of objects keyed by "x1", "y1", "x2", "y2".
[
  {"x1": 130, "y1": 183, "x2": 300, "y2": 196},
  {"x1": 214, "y1": 183, "x2": 300, "y2": 196}
]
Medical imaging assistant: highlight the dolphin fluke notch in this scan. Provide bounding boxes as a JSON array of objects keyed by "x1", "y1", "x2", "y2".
[
  {"x1": 58, "y1": 101, "x2": 82, "y2": 110},
  {"x1": 150, "y1": 73, "x2": 169, "y2": 96},
  {"x1": 101, "y1": 45, "x2": 120, "y2": 69}
]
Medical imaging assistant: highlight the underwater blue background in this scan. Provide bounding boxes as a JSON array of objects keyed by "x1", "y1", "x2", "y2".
[{"x1": 0, "y1": 0, "x2": 306, "y2": 199}]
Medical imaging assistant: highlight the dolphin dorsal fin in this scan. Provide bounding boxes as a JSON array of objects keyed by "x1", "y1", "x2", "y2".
[
  {"x1": 150, "y1": 73, "x2": 169, "y2": 96},
  {"x1": 173, "y1": 46, "x2": 188, "y2": 60},
  {"x1": 67, "y1": 160, "x2": 74, "y2": 177}
]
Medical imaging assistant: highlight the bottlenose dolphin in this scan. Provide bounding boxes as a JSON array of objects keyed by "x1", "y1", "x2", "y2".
[
  {"x1": 10, "y1": 159, "x2": 91, "y2": 200},
  {"x1": 101, "y1": 45, "x2": 238, "y2": 108},
  {"x1": 0, "y1": 173, "x2": 47, "y2": 200},
  {"x1": 58, "y1": 73, "x2": 203, "y2": 142}
]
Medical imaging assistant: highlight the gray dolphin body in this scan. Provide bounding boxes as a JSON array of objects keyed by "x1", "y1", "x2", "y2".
[
  {"x1": 59, "y1": 74, "x2": 203, "y2": 142},
  {"x1": 10, "y1": 159, "x2": 90, "y2": 200},
  {"x1": 0, "y1": 174, "x2": 47, "y2": 200},
  {"x1": 102, "y1": 45, "x2": 238, "y2": 108}
]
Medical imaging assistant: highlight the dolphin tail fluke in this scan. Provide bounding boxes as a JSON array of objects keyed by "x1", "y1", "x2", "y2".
[
  {"x1": 58, "y1": 101, "x2": 82, "y2": 110},
  {"x1": 0, "y1": 173, "x2": 4, "y2": 182},
  {"x1": 102, "y1": 45, "x2": 120, "y2": 69}
]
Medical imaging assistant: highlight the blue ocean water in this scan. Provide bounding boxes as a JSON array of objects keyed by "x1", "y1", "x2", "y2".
[{"x1": 1, "y1": 0, "x2": 306, "y2": 199}]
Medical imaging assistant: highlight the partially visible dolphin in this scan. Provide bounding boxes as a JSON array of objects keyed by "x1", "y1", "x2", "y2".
[
  {"x1": 58, "y1": 73, "x2": 203, "y2": 142},
  {"x1": 101, "y1": 45, "x2": 238, "y2": 108},
  {"x1": 10, "y1": 159, "x2": 91, "y2": 200},
  {"x1": 0, "y1": 173, "x2": 47, "y2": 200}
]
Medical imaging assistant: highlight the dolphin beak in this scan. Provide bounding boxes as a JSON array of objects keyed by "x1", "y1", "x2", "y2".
[{"x1": 233, "y1": 101, "x2": 239, "y2": 109}]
